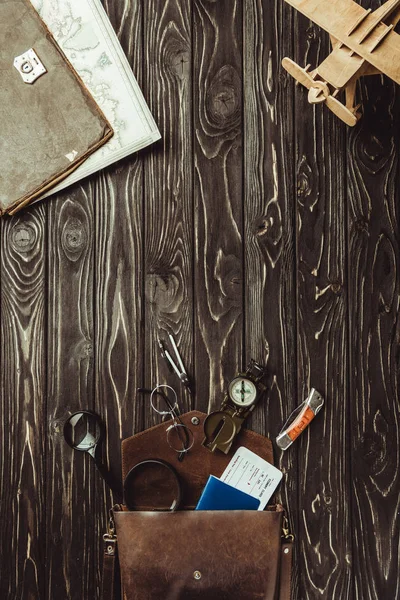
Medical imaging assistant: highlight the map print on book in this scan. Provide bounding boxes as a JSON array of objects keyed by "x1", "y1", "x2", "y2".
[{"x1": 31, "y1": 0, "x2": 160, "y2": 198}]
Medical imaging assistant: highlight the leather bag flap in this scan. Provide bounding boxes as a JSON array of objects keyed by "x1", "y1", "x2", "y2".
[{"x1": 121, "y1": 411, "x2": 274, "y2": 509}]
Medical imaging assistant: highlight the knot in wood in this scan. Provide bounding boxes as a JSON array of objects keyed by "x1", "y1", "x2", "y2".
[
  {"x1": 356, "y1": 129, "x2": 391, "y2": 175},
  {"x1": 306, "y1": 25, "x2": 316, "y2": 40},
  {"x1": 215, "y1": 252, "x2": 242, "y2": 301},
  {"x1": 167, "y1": 41, "x2": 190, "y2": 80},
  {"x1": 61, "y1": 217, "x2": 88, "y2": 261},
  {"x1": 75, "y1": 339, "x2": 94, "y2": 359},
  {"x1": 354, "y1": 218, "x2": 369, "y2": 233},
  {"x1": 254, "y1": 204, "x2": 283, "y2": 267},
  {"x1": 206, "y1": 65, "x2": 241, "y2": 130},
  {"x1": 256, "y1": 218, "x2": 270, "y2": 237},
  {"x1": 10, "y1": 223, "x2": 36, "y2": 253},
  {"x1": 145, "y1": 272, "x2": 181, "y2": 313},
  {"x1": 330, "y1": 282, "x2": 342, "y2": 294},
  {"x1": 359, "y1": 427, "x2": 387, "y2": 472},
  {"x1": 296, "y1": 156, "x2": 313, "y2": 202},
  {"x1": 53, "y1": 421, "x2": 62, "y2": 434}
]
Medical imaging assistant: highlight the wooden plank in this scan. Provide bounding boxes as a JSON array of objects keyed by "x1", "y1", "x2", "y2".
[
  {"x1": 347, "y1": 71, "x2": 400, "y2": 599},
  {"x1": 2, "y1": 2, "x2": 400, "y2": 599},
  {"x1": 0, "y1": 207, "x2": 46, "y2": 600},
  {"x1": 45, "y1": 187, "x2": 96, "y2": 600},
  {"x1": 293, "y1": 12, "x2": 353, "y2": 599},
  {"x1": 243, "y1": 0, "x2": 299, "y2": 593},
  {"x1": 93, "y1": 0, "x2": 145, "y2": 594},
  {"x1": 193, "y1": 0, "x2": 243, "y2": 412},
  {"x1": 143, "y1": 0, "x2": 193, "y2": 424},
  {"x1": 93, "y1": 164, "x2": 144, "y2": 446}
]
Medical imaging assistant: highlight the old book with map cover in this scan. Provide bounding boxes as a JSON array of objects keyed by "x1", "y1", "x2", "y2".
[
  {"x1": 31, "y1": 0, "x2": 161, "y2": 201},
  {"x1": 0, "y1": 0, "x2": 114, "y2": 216}
]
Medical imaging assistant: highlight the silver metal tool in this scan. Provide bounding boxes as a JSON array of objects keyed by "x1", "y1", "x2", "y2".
[{"x1": 157, "y1": 334, "x2": 192, "y2": 393}]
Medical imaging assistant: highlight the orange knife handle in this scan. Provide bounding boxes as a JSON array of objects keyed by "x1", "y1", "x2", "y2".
[
  {"x1": 287, "y1": 405, "x2": 316, "y2": 442},
  {"x1": 276, "y1": 389, "x2": 324, "y2": 450}
]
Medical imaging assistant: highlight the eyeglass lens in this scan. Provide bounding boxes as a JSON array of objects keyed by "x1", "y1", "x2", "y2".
[
  {"x1": 150, "y1": 385, "x2": 179, "y2": 416},
  {"x1": 149, "y1": 384, "x2": 194, "y2": 456},
  {"x1": 166, "y1": 423, "x2": 194, "y2": 453}
]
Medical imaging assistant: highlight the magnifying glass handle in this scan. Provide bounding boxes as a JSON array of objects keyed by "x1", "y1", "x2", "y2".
[{"x1": 93, "y1": 454, "x2": 123, "y2": 503}]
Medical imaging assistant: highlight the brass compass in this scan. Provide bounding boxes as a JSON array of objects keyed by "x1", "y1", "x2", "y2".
[{"x1": 202, "y1": 360, "x2": 267, "y2": 454}]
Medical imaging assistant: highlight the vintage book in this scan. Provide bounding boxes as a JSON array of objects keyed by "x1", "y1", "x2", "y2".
[
  {"x1": 31, "y1": 0, "x2": 161, "y2": 200},
  {"x1": 0, "y1": 0, "x2": 113, "y2": 216}
]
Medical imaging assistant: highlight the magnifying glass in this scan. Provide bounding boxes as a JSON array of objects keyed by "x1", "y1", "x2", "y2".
[
  {"x1": 64, "y1": 410, "x2": 122, "y2": 502},
  {"x1": 123, "y1": 459, "x2": 182, "y2": 511}
]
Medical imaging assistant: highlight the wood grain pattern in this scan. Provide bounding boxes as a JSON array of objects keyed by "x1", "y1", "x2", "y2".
[
  {"x1": 46, "y1": 187, "x2": 96, "y2": 600},
  {"x1": 293, "y1": 11, "x2": 353, "y2": 599},
  {"x1": 93, "y1": 162, "x2": 144, "y2": 449},
  {"x1": 243, "y1": 0, "x2": 299, "y2": 594},
  {"x1": 1, "y1": 0, "x2": 400, "y2": 598},
  {"x1": 143, "y1": 0, "x2": 193, "y2": 425},
  {"x1": 193, "y1": 0, "x2": 243, "y2": 412},
  {"x1": 0, "y1": 207, "x2": 46, "y2": 600},
  {"x1": 347, "y1": 57, "x2": 400, "y2": 599},
  {"x1": 93, "y1": 0, "x2": 145, "y2": 593}
]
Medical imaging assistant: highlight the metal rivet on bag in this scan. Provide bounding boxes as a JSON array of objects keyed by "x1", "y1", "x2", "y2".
[
  {"x1": 284, "y1": 548, "x2": 289, "y2": 554},
  {"x1": 193, "y1": 570, "x2": 202, "y2": 580},
  {"x1": 191, "y1": 417, "x2": 200, "y2": 426}
]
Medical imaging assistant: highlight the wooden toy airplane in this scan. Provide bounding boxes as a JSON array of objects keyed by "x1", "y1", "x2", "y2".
[{"x1": 282, "y1": 0, "x2": 400, "y2": 125}]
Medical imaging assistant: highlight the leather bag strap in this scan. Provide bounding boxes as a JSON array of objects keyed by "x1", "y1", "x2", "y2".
[
  {"x1": 279, "y1": 542, "x2": 293, "y2": 600},
  {"x1": 101, "y1": 535, "x2": 118, "y2": 600}
]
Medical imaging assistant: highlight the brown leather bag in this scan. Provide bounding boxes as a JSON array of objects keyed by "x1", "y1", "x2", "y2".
[{"x1": 103, "y1": 411, "x2": 293, "y2": 600}]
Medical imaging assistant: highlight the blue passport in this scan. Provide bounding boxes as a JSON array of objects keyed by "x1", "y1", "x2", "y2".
[{"x1": 195, "y1": 475, "x2": 260, "y2": 510}]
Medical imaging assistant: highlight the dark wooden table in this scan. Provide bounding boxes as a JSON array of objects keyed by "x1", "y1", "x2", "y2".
[{"x1": 1, "y1": 1, "x2": 399, "y2": 599}]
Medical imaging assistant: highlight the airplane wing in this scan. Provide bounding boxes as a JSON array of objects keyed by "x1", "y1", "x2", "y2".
[
  {"x1": 285, "y1": 0, "x2": 400, "y2": 84},
  {"x1": 370, "y1": 0, "x2": 400, "y2": 23},
  {"x1": 316, "y1": 44, "x2": 364, "y2": 88},
  {"x1": 284, "y1": 0, "x2": 368, "y2": 39}
]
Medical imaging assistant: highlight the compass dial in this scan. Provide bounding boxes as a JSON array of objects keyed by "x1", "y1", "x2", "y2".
[{"x1": 228, "y1": 377, "x2": 257, "y2": 407}]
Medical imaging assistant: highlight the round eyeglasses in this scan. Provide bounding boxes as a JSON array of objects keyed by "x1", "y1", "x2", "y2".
[{"x1": 149, "y1": 384, "x2": 194, "y2": 459}]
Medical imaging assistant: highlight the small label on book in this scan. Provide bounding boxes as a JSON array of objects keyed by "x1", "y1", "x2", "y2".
[{"x1": 220, "y1": 446, "x2": 282, "y2": 510}]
